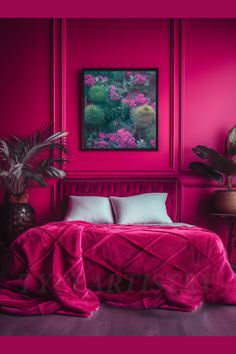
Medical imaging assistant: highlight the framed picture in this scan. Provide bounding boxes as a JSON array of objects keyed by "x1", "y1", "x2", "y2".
[{"x1": 81, "y1": 68, "x2": 158, "y2": 150}]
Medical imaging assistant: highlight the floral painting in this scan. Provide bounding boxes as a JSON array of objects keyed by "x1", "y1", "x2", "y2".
[{"x1": 82, "y1": 69, "x2": 158, "y2": 150}]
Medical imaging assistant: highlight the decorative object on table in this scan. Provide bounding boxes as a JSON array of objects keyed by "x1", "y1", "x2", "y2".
[
  {"x1": 82, "y1": 69, "x2": 158, "y2": 150},
  {"x1": 189, "y1": 125, "x2": 236, "y2": 213},
  {"x1": 0, "y1": 126, "x2": 68, "y2": 244}
]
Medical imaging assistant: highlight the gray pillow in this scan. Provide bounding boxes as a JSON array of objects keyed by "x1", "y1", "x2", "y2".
[
  {"x1": 64, "y1": 196, "x2": 114, "y2": 224},
  {"x1": 110, "y1": 193, "x2": 172, "y2": 224}
]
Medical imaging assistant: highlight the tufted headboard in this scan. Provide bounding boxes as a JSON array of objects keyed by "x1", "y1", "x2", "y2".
[{"x1": 60, "y1": 178, "x2": 179, "y2": 222}]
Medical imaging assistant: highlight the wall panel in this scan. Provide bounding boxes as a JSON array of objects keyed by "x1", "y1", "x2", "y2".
[
  {"x1": 180, "y1": 19, "x2": 236, "y2": 171},
  {"x1": 0, "y1": 19, "x2": 55, "y2": 225},
  {"x1": 64, "y1": 19, "x2": 175, "y2": 173}
]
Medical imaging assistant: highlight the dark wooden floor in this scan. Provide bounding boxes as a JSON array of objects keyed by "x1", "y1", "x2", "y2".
[{"x1": 0, "y1": 303, "x2": 236, "y2": 336}]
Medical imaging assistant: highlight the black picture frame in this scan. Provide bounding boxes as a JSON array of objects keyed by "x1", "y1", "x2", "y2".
[{"x1": 81, "y1": 68, "x2": 158, "y2": 151}]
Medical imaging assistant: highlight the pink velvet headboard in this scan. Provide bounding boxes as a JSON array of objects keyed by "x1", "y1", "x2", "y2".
[{"x1": 61, "y1": 178, "x2": 179, "y2": 222}]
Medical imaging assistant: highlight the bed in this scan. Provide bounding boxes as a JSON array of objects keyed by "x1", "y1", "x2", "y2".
[{"x1": 0, "y1": 177, "x2": 236, "y2": 317}]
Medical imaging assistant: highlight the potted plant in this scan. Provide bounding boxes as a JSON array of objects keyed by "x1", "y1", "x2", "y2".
[
  {"x1": 189, "y1": 125, "x2": 236, "y2": 213},
  {"x1": 0, "y1": 126, "x2": 68, "y2": 243}
]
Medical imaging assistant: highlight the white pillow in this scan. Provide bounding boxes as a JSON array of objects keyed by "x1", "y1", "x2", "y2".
[
  {"x1": 64, "y1": 196, "x2": 114, "y2": 224},
  {"x1": 109, "y1": 193, "x2": 172, "y2": 224}
]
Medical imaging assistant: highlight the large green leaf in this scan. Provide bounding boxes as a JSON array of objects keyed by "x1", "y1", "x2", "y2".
[
  {"x1": 192, "y1": 145, "x2": 218, "y2": 159},
  {"x1": 0, "y1": 139, "x2": 10, "y2": 160},
  {"x1": 38, "y1": 157, "x2": 67, "y2": 173},
  {"x1": 189, "y1": 162, "x2": 223, "y2": 183},
  {"x1": 226, "y1": 125, "x2": 236, "y2": 156},
  {"x1": 192, "y1": 145, "x2": 236, "y2": 175},
  {"x1": 0, "y1": 168, "x2": 8, "y2": 177},
  {"x1": 24, "y1": 171, "x2": 47, "y2": 187},
  {"x1": 46, "y1": 131, "x2": 68, "y2": 142},
  {"x1": 44, "y1": 166, "x2": 66, "y2": 179}
]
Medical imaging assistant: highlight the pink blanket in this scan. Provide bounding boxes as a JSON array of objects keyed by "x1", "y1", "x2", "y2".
[{"x1": 0, "y1": 221, "x2": 236, "y2": 316}]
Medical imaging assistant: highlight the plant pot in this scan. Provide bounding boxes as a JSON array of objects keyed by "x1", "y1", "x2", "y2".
[
  {"x1": 8, "y1": 191, "x2": 29, "y2": 203},
  {"x1": 214, "y1": 190, "x2": 236, "y2": 214},
  {"x1": 0, "y1": 191, "x2": 35, "y2": 245}
]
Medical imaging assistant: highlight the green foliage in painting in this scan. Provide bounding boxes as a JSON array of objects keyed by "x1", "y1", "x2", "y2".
[
  {"x1": 131, "y1": 105, "x2": 156, "y2": 128},
  {"x1": 88, "y1": 85, "x2": 107, "y2": 104},
  {"x1": 84, "y1": 104, "x2": 105, "y2": 127}
]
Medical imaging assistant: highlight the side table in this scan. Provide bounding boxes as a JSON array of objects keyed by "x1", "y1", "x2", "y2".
[{"x1": 211, "y1": 213, "x2": 236, "y2": 264}]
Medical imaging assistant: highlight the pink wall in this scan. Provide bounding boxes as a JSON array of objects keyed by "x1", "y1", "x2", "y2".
[{"x1": 1, "y1": 18, "x2": 236, "y2": 253}]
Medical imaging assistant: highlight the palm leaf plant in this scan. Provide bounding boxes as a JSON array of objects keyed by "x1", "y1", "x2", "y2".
[
  {"x1": 0, "y1": 126, "x2": 69, "y2": 198},
  {"x1": 189, "y1": 125, "x2": 236, "y2": 190}
]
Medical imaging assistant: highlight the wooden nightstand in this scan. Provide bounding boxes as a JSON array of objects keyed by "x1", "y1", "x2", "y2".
[{"x1": 211, "y1": 213, "x2": 236, "y2": 264}]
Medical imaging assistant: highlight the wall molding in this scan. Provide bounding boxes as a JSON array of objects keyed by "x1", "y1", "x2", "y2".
[
  {"x1": 61, "y1": 18, "x2": 67, "y2": 133},
  {"x1": 179, "y1": 18, "x2": 188, "y2": 173},
  {"x1": 49, "y1": 19, "x2": 63, "y2": 216},
  {"x1": 168, "y1": 18, "x2": 176, "y2": 172},
  {"x1": 50, "y1": 19, "x2": 61, "y2": 134}
]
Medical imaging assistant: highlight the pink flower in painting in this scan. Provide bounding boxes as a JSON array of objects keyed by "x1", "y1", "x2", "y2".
[
  {"x1": 134, "y1": 74, "x2": 146, "y2": 85},
  {"x1": 97, "y1": 76, "x2": 108, "y2": 83},
  {"x1": 98, "y1": 132, "x2": 106, "y2": 139},
  {"x1": 119, "y1": 139, "x2": 128, "y2": 148},
  {"x1": 135, "y1": 93, "x2": 147, "y2": 105},
  {"x1": 127, "y1": 138, "x2": 136, "y2": 148},
  {"x1": 94, "y1": 129, "x2": 136, "y2": 149},
  {"x1": 126, "y1": 71, "x2": 132, "y2": 77},
  {"x1": 129, "y1": 99, "x2": 136, "y2": 108},
  {"x1": 121, "y1": 98, "x2": 129, "y2": 104},
  {"x1": 98, "y1": 141, "x2": 109, "y2": 148},
  {"x1": 117, "y1": 128, "x2": 131, "y2": 138},
  {"x1": 150, "y1": 139, "x2": 156, "y2": 147},
  {"x1": 110, "y1": 85, "x2": 120, "y2": 100},
  {"x1": 117, "y1": 128, "x2": 124, "y2": 136},
  {"x1": 112, "y1": 129, "x2": 136, "y2": 148},
  {"x1": 85, "y1": 74, "x2": 95, "y2": 87},
  {"x1": 110, "y1": 91, "x2": 120, "y2": 100},
  {"x1": 151, "y1": 102, "x2": 156, "y2": 109},
  {"x1": 109, "y1": 134, "x2": 117, "y2": 142}
]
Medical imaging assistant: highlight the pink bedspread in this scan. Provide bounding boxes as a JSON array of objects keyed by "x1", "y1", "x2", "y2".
[{"x1": 0, "y1": 221, "x2": 236, "y2": 316}]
